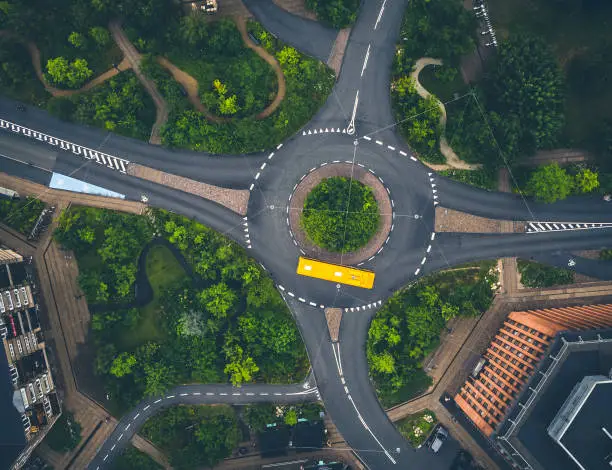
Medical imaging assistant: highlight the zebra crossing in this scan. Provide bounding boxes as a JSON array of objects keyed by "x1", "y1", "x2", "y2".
[
  {"x1": 0, "y1": 118, "x2": 129, "y2": 174},
  {"x1": 526, "y1": 221, "x2": 612, "y2": 233}
]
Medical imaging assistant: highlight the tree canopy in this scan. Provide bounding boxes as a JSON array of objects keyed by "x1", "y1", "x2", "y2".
[
  {"x1": 301, "y1": 177, "x2": 380, "y2": 253},
  {"x1": 305, "y1": 0, "x2": 360, "y2": 28},
  {"x1": 141, "y1": 405, "x2": 241, "y2": 470},
  {"x1": 367, "y1": 264, "x2": 496, "y2": 406}
]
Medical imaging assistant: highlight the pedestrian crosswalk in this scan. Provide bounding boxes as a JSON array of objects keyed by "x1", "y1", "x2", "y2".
[
  {"x1": 526, "y1": 221, "x2": 612, "y2": 233},
  {"x1": 0, "y1": 118, "x2": 130, "y2": 174}
]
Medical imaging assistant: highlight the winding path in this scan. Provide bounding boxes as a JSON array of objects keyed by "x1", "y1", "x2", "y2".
[
  {"x1": 410, "y1": 57, "x2": 482, "y2": 171},
  {"x1": 0, "y1": 30, "x2": 131, "y2": 98},
  {"x1": 108, "y1": 21, "x2": 169, "y2": 145}
]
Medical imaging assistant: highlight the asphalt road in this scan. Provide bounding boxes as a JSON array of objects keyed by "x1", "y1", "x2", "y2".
[{"x1": 1, "y1": 1, "x2": 612, "y2": 469}]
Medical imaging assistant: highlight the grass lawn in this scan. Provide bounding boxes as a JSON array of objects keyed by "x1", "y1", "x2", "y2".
[
  {"x1": 486, "y1": 0, "x2": 612, "y2": 148},
  {"x1": 396, "y1": 409, "x2": 438, "y2": 447},
  {"x1": 116, "y1": 244, "x2": 189, "y2": 350},
  {"x1": 379, "y1": 369, "x2": 433, "y2": 409},
  {"x1": 418, "y1": 65, "x2": 467, "y2": 103}
]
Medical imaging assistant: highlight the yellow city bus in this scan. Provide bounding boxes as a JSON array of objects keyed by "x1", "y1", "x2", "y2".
[{"x1": 296, "y1": 257, "x2": 375, "y2": 289}]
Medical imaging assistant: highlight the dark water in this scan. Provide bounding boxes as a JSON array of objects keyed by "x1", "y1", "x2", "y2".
[{"x1": 0, "y1": 349, "x2": 26, "y2": 469}]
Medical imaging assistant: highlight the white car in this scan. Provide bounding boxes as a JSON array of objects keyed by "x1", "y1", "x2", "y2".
[{"x1": 430, "y1": 426, "x2": 449, "y2": 453}]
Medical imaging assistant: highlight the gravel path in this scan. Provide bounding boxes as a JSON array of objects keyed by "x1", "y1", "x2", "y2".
[{"x1": 411, "y1": 57, "x2": 482, "y2": 171}]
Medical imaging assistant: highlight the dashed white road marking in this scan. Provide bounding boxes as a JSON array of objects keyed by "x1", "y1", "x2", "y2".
[
  {"x1": 206, "y1": 392, "x2": 214, "y2": 396},
  {"x1": 361, "y1": 44, "x2": 371, "y2": 77},
  {"x1": 374, "y1": 0, "x2": 388, "y2": 30},
  {"x1": 143, "y1": 405, "x2": 150, "y2": 411},
  {"x1": 133, "y1": 413, "x2": 140, "y2": 420},
  {"x1": 110, "y1": 444, "x2": 116, "y2": 451},
  {"x1": 118, "y1": 433, "x2": 124, "y2": 441},
  {"x1": 364, "y1": 136, "x2": 372, "y2": 141},
  {"x1": 103, "y1": 455, "x2": 108, "y2": 462},
  {"x1": 125, "y1": 423, "x2": 131, "y2": 431},
  {"x1": 154, "y1": 399, "x2": 162, "y2": 404}
]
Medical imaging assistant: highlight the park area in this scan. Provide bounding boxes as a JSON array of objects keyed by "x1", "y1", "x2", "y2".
[
  {"x1": 53, "y1": 207, "x2": 309, "y2": 415},
  {"x1": 367, "y1": 262, "x2": 497, "y2": 407}
]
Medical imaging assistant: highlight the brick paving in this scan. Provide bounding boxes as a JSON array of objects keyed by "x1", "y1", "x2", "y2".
[
  {"x1": 324, "y1": 308, "x2": 343, "y2": 342},
  {"x1": 128, "y1": 164, "x2": 250, "y2": 215},
  {"x1": 327, "y1": 28, "x2": 351, "y2": 77},
  {"x1": 435, "y1": 206, "x2": 524, "y2": 233}
]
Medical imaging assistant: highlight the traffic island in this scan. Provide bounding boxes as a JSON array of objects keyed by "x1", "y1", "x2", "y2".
[{"x1": 288, "y1": 163, "x2": 392, "y2": 265}]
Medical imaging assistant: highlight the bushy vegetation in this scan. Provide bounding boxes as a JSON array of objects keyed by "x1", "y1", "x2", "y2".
[
  {"x1": 391, "y1": 76, "x2": 443, "y2": 163},
  {"x1": 112, "y1": 446, "x2": 163, "y2": 470},
  {"x1": 305, "y1": 0, "x2": 360, "y2": 28},
  {"x1": 395, "y1": 0, "x2": 476, "y2": 68},
  {"x1": 169, "y1": 18, "x2": 277, "y2": 119},
  {"x1": 396, "y1": 410, "x2": 437, "y2": 447},
  {"x1": 44, "y1": 411, "x2": 82, "y2": 453},
  {"x1": 0, "y1": 37, "x2": 48, "y2": 105},
  {"x1": 487, "y1": 0, "x2": 612, "y2": 170},
  {"x1": 367, "y1": 264, "x2": 497, "y2": 407},
  {"x1": 142, "y1": 405, "x2": 240, "y2": 470},
  {"x1": 242, "y1": 403, "x2": 324, "y2": 432},
  {"x1": 518, "y1": 260, "x2": 574, "y2": 288},
  {"x1": 439, "y1": 169, "x2": 498, "y2": 191},
  {"x1": 301, "y1": 177, "x2": 380, "y2": 253},
  {"x1": 161, "y1": 21, "x2": 334, "y2": 153},
  {"x1": 601, "y1": 250, "x2": 612, "y2": 260},
  {"x1": 522, "y1": 163, "x2": 600, "y2": 203},
  {"x1": 0, "y1": 196, "x2": 46, "y2": 235},
  {"x1": 54, "y1": 207, "x2": 308, "y2": 412},
  {"x1": 47, "y1": 72, "x2": 156, "y2": 140}
]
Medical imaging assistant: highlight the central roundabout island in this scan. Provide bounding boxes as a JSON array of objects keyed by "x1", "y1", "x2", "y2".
[{"x1": 288, "y1": 163, "x2": 393, "y2": 265}]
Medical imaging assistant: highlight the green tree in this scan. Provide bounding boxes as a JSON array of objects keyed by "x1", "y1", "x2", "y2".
[
  {"x1": 518, "y1": 260, "x2": 574, "y2": 287},
  {"x1": 223, "y1": 343, "x2": 259, "y2": 386},
  {"x1": 110, "y1": 352, "x2": 137, "y2": 378},
  {"x1": 485, "y1": 35, "x2": 565, "y2": 153},
  {"x1": 45, "y1": 57, "x2": 93, "y2": 88},
  {"x1": 89, "y1": 26, "x2": 111, "y2": 47},
  {"x1": 305, "y1": 0, "x2": 360, "y2": 28},
  {"x1": 574, "y1": 168, "x2": 599, "y2": 193},
  {"x1": 526, "y1": 163, "x2": 574, "y2": 203},
  {"x1": 219, "y1": 95, "x2": 239, "y2": 115},
  {"x1": 68, "y1": 31, "x2": 86, "y2": 49},
  {"x1": 198, "y1": 282, "x2": 236, "y2": 319},
  {"x1": 243, "y1": 404, "x2": 278, "y2": 431},
  {"x1": 284, "y1": 409, "x2": 298, "y2": 426}
]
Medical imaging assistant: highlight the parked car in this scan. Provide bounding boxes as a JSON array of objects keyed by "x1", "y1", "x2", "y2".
[{"x1": 430, "y1": 426, "x2": 449, "y2": 453}]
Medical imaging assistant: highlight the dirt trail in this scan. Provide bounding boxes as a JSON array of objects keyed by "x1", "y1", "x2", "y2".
[
  {"x1": 108, "y1": 21, "x2": 169, "y2": 145},
  {"x1": 0, "y1": 30, "x2": 131, "y2": 97},
  {"x1": 156, "y1": 56, "x2": 226, "y2": 123},
  {"x1": 234, "y1": 16, "x2": 286, "y2": 119},
  {"x1": 411, "y1": 57, "x2": 482, "y2": 171}
]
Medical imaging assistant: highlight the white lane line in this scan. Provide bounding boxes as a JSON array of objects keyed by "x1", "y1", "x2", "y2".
[
  {"x1": 193, "y1": 392, "x2": 201, "y2": 396},
  {"x1": 399, "y1": 150, "x2": 407, "y2": 156},
  {"x1": 268, "y1": 152, "x2": 274, "y2": 159},
  {"x1": 233, "y1": 393, "x2": 241, "y2": 396},
  {"x1": 344, "y1": 386, "x2": 349, "y2": 394},
  {"x1": 103, "y1": 455, "x2": 108, "y2": 462},
  {"x1": 298, "y1": 297, "x2": 306, "y2": 302},
  {"x1": 374, "y1": 0, "x2": 387, "y2": 30},
  {"x1": 220, "y1": 393, "x2": 228, "y2": 396},
  {"x1": 143, "y1": 405, "x2": 150, "y2": 411},
  {"x1": 180, "y1": 393, "x2": 188, "y2": 396},
  {"x1": 118, "y1": 433, "x2": 124, "y2": 441},
  {"x1": 111, "y1": 444, "x2": 116, "y2": 451},
  {"x1": 274, "y1": 392, "x2": 282, "y2": 396},
  {"x1": 387, "y1": 145, "x2": 395, "y2": 151},
  {"x1": 431, "y1": 232, "x2": 436, "y2": 241},
  {"x1": 260, "y1": 162, "x2": 266, "y2": 170},
  {"x1": 361, "y1": 44, "x2": 371, "y2": 77},
  {"x1": 346, "y1": 393, "x2": 396, "y2": 464},
  {"x1": 421, "y1": 257, "x2": 427, "y2": 265},
  {"x1": 133, "y1": 413, "x2": 140, "y2": 420},
  {"x1": 206, "y1": 392, "x2": 214, "y2": 396},
  {"x1": 260, "y1": 392, "x2": 269, "y2": 396},
  {"x1": 376, "y1": 140, "x2": 383, "y2": 146},
  {"x1": 255, "y1": 172, "x2": 260, "y2": 180},
  {"x1": 125, "y1": 423, "x2": 131, "y2": 431},
  {"x1": 249, "y1": 183, "x2": 254, "y2": 191},
  {"x1": 154, "y1": 399, "x2": 162, "y2": 404},
  {"x1": 277, "y1": 143, "x2": 283, "y2": 149},
  {"x1": 246, "y1": 392, "x2": 254, "y2": 396},
  {"x1": 415, "y1": 268, "x2": 420, "y2": 275},
  {"x1": 364, "y1": 136, "x2": 372, "y2": 141},
  {"x1": 410, "y1": 156, "x2": 417, "y2": 161},
  {"x1": 288, "y1": 291, "x2": 295, "y2": 297},
  {"x1": 427, "y1": 245, "x2": 432, "y2": 253},
  {"x1": 167, "y1": 395, "x2": 175, "y2": 399}
]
